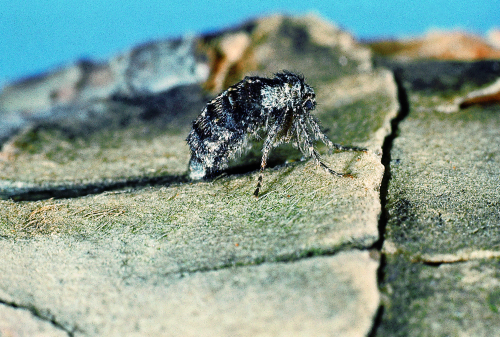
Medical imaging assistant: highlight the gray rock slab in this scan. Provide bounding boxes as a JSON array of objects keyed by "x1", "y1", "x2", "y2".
[
  {"x1": 0, "y1": 69, "x2": 398, "y2": 268},
  {"x1": 0, "y1": 246, "x2": 379, "y2": 336},
  {"x1": 0, "y1": 69, "x2": 394, "y2": 336},
  {"x1": 378, "y1": 61, "x2": 500, "y2": 335},
  {"x1": 0, "y1": 38, "x2": 209, "y2": 113},
  {"x1": 252, "y1": 14, "x2": 372, "y2": 81},
  {"x1": 385, "y1": 78, "x2": 500, "y2": 259},
  {"x1": 0, "y1": 15, "x2": 396, "y2": 336},
  {"x1": 0, "y1": 145, "x2": 381, "y2": 271}
]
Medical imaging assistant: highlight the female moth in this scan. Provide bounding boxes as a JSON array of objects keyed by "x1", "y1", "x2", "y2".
[{"x1": 186, "y1": 71, "x2": 365, "y2": 197}]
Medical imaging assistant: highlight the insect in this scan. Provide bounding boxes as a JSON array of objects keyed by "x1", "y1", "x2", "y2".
[{"x1": 186, "y1": 71, "x2": 366, "y2": 197}]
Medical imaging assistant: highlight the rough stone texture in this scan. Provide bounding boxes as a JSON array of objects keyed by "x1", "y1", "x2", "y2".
[
  {"x1": 0, "y1": 69, "x2": 394, "y2": 201},
  {"x1": 6, "y1": 12, "x2": 500, "y2": 337},
  {"x1": 387, "y1": 92, "x2": 500, "y2": 258},
  {"x1": 382, "y1": 60, "x2": 500, "y2": 259},
  {"x1": 0, "y1": 37, "x2": 209, "y2": 113},
  {"x1": 0, "y1": 144, "x2": 381, "y2": 272},
  {"x1": 378, "y1": 60, "x2": 500, "y2": 335},
  {"x1": 0, "y1": 15, "x2": 392, "y2": 336},
  {"x1": 0, "y1": 248, "x2": 379, "y2": 336}
]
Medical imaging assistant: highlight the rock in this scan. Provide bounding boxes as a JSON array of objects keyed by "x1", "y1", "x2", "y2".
[
  {"x1": 487, "y1": 28, "x2": 500, "y2": 50},
  {"x1": 0, "y1": 246, "x2": 379, "y2": 336},
  {"x1": 0, "y1": 14, "x2": 395, "y2": 336},
  {"x1": 458, "y1": 77, "x2": 500, "y2": 109},
  {"x1": 0, "y1": 63, "x2": 83, "y2": 112},
  {"x1": 0, "y1": 37, "x2": 209, "y2": 113},
  {"x1": 378, "y1": 60, "x2": 500, "y2": 334},
  {"x1": 434, "y1": 77, "x2": 500, "y2": 113},
  {"x1": 379, "y1": 255, "x2": 500, "y2": 337}
]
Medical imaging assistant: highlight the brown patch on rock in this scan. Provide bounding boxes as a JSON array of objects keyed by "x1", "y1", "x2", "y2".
[
  {"x1": 200, "y1": 32, "x2": 254, "y2": 94},
  {"x1": 370, "y1": 30, "x2": 500, "y2": 61},
  {"x1": 460, "y1": 78, "x2": 500, "y2": 108}
]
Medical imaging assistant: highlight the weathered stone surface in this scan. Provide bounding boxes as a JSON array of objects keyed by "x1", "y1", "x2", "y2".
[
  {"x1": 0, "y1": 145, "x2": 380, "y2": 268},
  {"x1": 0, "y1": 14, "x2": 394, "y2": 337},
  {"x1": 0, "y1": 245, "x2": 379, "y2": 336},
  {"x1": 384, "y1": 62, "x2": 500, "y2": 259},
  {"x1": 0, "y1": 38, "x2": 209, "y2": 113},
  {"x1": 376, "y1": 59, "x2": 500, "y2": 94},
  {"x1": 0, "y1": 69, "x2": 394, "y2": 201},
  {"x1": 0, "y1": 69, "x2": 395, "y2": 259},
  {"x1": 378, "y1": 60, "x2": 500, "y2": 335},
  {"x1": 251, "y1": 14, "x2": 372, "y2": 79},
  {"x1": 8, "y1": 12, "x2": 500, "y2": 337}
]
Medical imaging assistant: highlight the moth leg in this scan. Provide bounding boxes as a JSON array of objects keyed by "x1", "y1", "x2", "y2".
[
  {"x1": 307, "y1": 115, "x2": 367, "y2": 152},
  {"x1": 254, "y1": 123, "x2": 282, "y2": 197},
  {"x1": 298, "y1": 117, "x2": 344, "y2": 177}
]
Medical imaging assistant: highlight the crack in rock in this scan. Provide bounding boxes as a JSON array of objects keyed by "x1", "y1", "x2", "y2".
[
  {"x1": 0, "y1": 298, "x2": 77, "y2": 337},
  {"x1": 368, "y1": 69, "x2": 411, "y2": 337}
]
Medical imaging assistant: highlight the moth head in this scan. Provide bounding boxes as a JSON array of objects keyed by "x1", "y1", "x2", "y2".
[{"x1": 275, "y1": 71, "x2": 316, "y2": 111}]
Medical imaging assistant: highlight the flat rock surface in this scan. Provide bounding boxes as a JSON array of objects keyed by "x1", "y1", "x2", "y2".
[
  {"x1": 0, "y1": 248, "x2": 379, "y2": 336},
  {"x1": 387, "y1": 87, "x2": 500, "y2": 258},
  {"x1": 0, "y1": 15, "x2": 394, "y2": 336},
  {"x1": 378, "y1": 60, "x2": 500, "y2": 335}
]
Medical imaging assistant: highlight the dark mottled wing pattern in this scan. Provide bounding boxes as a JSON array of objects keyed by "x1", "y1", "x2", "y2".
[{"x1": 186, "y1": 77, "x2": 268, "y2": 179}]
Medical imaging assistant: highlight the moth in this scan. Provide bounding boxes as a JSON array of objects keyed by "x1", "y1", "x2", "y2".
[{"x1": 186, "y1": 71, "x2": 366, "y2": 197}]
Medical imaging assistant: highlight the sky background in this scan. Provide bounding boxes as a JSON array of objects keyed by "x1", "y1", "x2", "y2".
[{"x1": 1, "y1": 0, "x2": 499, "y2": 84}]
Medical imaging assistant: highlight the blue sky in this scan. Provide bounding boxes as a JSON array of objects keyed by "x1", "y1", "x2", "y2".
[{"x1": 1, "y1": 0, "x2": 498, "y2": 83}]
